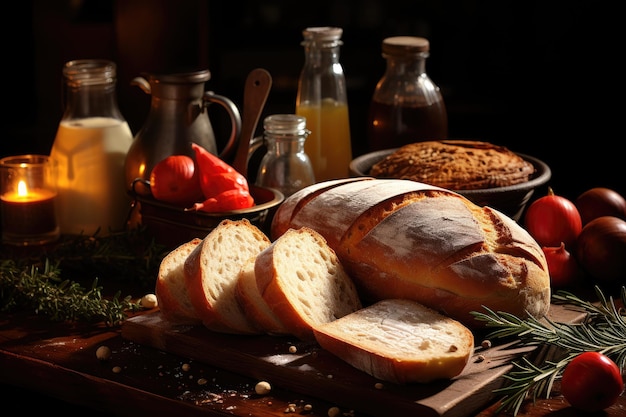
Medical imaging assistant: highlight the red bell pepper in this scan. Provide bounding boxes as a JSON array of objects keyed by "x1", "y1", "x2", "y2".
[
  {"x1": 191, "y1": 143, "x2": 252, "y2": 198},
  {"x1": 189, "y1": 143, "x2": 255, "y2": 212},
  {"x1": 188, "y1": 188, "x2": 254, "y2": 212}
]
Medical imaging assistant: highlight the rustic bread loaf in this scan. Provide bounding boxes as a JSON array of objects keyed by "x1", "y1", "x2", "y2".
[
  {"x1": 155, "y1": 238, "x2": 203, "y2": 325},
  {"x1": 369, "y1": 140, "x2": 535, "y2": 190},
  {"x1": 184, "y1": 219, "x2": 271, "y2": 334},
  {"x1": 271, "y1": 178, "x2": 550, "y2": 327},
  {"x1": 255, "y1": 226, "x2": 363, "y2": 341},
  {"x1": 235, "y1": 257, "x2": 289, "y2": 335},
  {"x1": 313, "y1": 299, "x2": 475, "y2": 384}
]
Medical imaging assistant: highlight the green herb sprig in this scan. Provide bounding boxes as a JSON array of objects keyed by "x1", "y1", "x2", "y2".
[
  {"x1": 0, "y1": 228, "x2": 170, "y2": 325},
  {"x1": 471, "y1": 286, "x2": 626, "y2": 416}
]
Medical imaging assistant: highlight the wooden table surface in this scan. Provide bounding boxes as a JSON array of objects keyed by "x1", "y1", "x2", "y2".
[{"x1": 2, "y1": 308, "x2": 625, "y2": 417}]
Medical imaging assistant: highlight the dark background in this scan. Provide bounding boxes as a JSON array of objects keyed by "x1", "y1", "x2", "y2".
[{"x1": 4, "y1": 0, "x2": 624, "y2": 200}]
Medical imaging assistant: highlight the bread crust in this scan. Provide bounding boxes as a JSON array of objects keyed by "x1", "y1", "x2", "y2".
[
  {"x1": 155, "y1": 238, "x2": 203, "y2": 325},
  {"x1": 235, "y1": 258, "x2": 289, "y2": 335},
  {"x1": 313, "y1": 299, "x2": 475, "y2": 384},
  {"x1": 270, "y1": 179, "x2": 550, "y2": 327},
  {"x1": 369, "y1": 140, "x2": 535, "y2": 190},
  {"x1": 184, "y1": 219, "x2": 271, "y2": 334},
  {"x1": 255, "y1": 227, "x2": 362, "y2": 341}
]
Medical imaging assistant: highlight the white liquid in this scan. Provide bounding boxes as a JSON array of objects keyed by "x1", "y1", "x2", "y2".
[{"x1": 50, "y1": 117, "x2": 133, "y2": 236}]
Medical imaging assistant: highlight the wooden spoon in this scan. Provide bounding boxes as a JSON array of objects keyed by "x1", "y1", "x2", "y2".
[{"x1": 231, "y1": 68, "x2": 272, "y2": 179}]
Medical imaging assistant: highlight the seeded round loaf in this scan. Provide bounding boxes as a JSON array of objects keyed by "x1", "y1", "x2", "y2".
[{"x1": 369, "y1": 140, "x2": 535, "y2": 190}]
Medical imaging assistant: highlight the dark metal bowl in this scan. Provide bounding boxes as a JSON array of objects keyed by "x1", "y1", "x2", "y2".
[
  {"x1": 349, "y1": 149, "x2": 551, "y2": 221},
  {"x1": 131, "y1": 185, "x2": 284, "y2": 248}
]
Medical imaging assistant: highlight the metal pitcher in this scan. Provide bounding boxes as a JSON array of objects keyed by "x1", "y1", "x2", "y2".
[{"x1": 124, "y1": 69, "x2": 242, "y2": 194}]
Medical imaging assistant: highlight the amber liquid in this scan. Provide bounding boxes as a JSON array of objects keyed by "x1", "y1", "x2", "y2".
[
  {"x1": 366, "y1": 100, "x2": 448, "y2": 151},
  {"x1": 296, "y1": 100, "x2": 352, "y2": 182}
]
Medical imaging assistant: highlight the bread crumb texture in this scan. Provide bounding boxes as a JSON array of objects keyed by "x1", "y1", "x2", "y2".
[{"x1": 313, "y1": 299, "x2": 474, "y2": 384}]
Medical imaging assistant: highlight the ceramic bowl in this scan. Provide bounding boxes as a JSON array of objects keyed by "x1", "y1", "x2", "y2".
[
  {"x1": 132, "y1": 185, "x2": 284, "y2": 248},
  {"x1": 349, "y1": 148, "x2": 551, "y2": 221}
]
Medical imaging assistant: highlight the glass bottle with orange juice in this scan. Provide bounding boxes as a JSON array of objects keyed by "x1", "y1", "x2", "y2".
[{"x1": 296, "y1": 27, "x2": 352, "y2": 182}]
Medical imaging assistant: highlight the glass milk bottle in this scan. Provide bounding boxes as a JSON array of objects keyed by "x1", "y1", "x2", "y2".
[
  {"x1": 366, "y1": 36, "x2": 448, "y2": 151},
  {"x1": 255, "y1": 114, "x2": 315, "y2": 197},
  {"x1": 50, "y1": 59, "x2": 133, "y2": 236},
  {"x1": 296, "y1": 27, "x2": 352, "y2": 182}
]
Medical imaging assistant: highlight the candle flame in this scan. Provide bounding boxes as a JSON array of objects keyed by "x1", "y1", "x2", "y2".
[{"x1": 17, "y1": 180, "x2": 28, "y2": 197}]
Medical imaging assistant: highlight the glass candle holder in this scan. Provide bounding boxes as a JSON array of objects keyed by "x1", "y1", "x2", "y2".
[{"x1": 0, "y1": 155, "x2": 60, "y2": 245}]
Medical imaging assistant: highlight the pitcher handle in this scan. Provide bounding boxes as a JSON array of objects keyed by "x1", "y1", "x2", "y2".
[{"x1": 203, "y1": 91, "x2": 242, "y2": 161}]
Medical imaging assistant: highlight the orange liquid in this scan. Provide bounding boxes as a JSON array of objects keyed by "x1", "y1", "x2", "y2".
[{"x1": 296, "y1": 99, "x2": 352, "y2": 182}]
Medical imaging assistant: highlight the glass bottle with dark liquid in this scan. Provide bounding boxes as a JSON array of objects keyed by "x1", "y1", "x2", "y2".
[{"x1": 367, "y1": 36, "x2": 448, "y2": 152}]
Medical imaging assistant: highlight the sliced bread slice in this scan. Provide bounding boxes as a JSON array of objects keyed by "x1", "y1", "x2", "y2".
[
  {"x1": 313, "y1": 299, "x2": 475, "y2": 384},
  {"x1": 255, "y1": 226, "x2": 362, "y2": 341},
  {"x1": 184, "y1": 219, "x2": 271, "y2": 334},
  {"x1": 155, "y1": 238, "x2": 203, "y2": 325},
  {"x1": 235, "y1": 258, "x2": 289, "y2": 335}
]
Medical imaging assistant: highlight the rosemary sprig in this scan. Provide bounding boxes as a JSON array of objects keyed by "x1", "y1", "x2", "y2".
[
  {"x1": 471, "y1": 285, "x2": 626, "y2": 416},
  {"x1": 0, "y1": 228, "x2": 170, "y2": 325},
  {"x1": 0, "y1": 258, "x2": 142, "y2": 325}
]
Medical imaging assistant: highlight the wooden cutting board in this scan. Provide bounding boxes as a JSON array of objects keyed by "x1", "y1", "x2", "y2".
[{"x1": 122, "y1": 304, "x2": 585, "y2": 417}]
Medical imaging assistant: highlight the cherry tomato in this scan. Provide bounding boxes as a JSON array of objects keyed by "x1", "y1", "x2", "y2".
[
  {"x1": 541, "y1": 243, "x2": 583, "y2": 288},
  {"x1": 524, "y1": 188, "x2": 582, "y2": 249},
  {"x1": 149, "y1": 155, "x2": 204, "y2": 205},
  {"x1": 561, "y1": 352, "x2": 624, "y2": 412},
  {"x1": 575, "y1": 187, "x2": 626, "y2": 225}
]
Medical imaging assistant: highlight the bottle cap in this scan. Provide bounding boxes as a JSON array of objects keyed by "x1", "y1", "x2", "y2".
[
  {"x1": 303, "y1": 27, "x2": 343, "y2": 41},
  {"x1": 264, "y1": 114, "x2": 309, "y2": 137},
  {"x1": 382, "y1": 36, "x2": 430, "y2": 55}
]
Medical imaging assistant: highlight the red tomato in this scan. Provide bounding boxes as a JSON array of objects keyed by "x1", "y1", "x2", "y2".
[
  {"x1": 524, "y1": 189, "x2": 582, "y2": 249},
  {"x1": 149, "y1": 155, "x2": 204, "y2": 205},
  {"x1": 541, "y1": 243, "x2": 583, "y2": 288},
  {"x1": 575, "y1": 216, "x2": 626, "y2": 285},
  {"x1": 575, "y1": 187, "x2": 626, "y2": 225},
  {"x1": 561, "y1": 352, "x2": 624, "y2": 412}
]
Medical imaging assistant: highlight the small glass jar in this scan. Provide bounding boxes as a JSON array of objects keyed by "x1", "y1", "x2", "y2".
[{"x1": 255, "y1": 114, "x2": 315, "y2": 198}]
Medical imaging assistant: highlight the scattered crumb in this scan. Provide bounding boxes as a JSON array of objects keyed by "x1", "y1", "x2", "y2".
[
  {"x1": 112, "y1": 366, "x2": 122, "y2": 373},
  {"x1": 197, "y1": 378, "x2": 208, "y2": 385},
  {"x1": 181, "y1": 363, "x2": 191, "y2": 372},
  {"x1": 328, "y1": 406, "x2": 341, "y2": 417},
  {"x1": 475, "y1": 354, "x2": 486, "y2": 363},
  {"x1": 374, "y1": 382, "x2": 384, "y2": 389},
  {"x1": 288, "y1": 345, "x2": 298, "y2": 354},
  {"x1": 304, "y1": 403, "x2": 313, "y2": 411},
  {"x1": 481, "y1": 339, "x2": 492, "y2": 349},
  {"x1": 140, "y1": 293, "x2": 158, "y2": 309},
  {"x1": 96, "y1": 345, "x2": 112, "y2": 361},
  {"x1": 255, "y1": 380, "x2": 271, "y2": 395}
]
